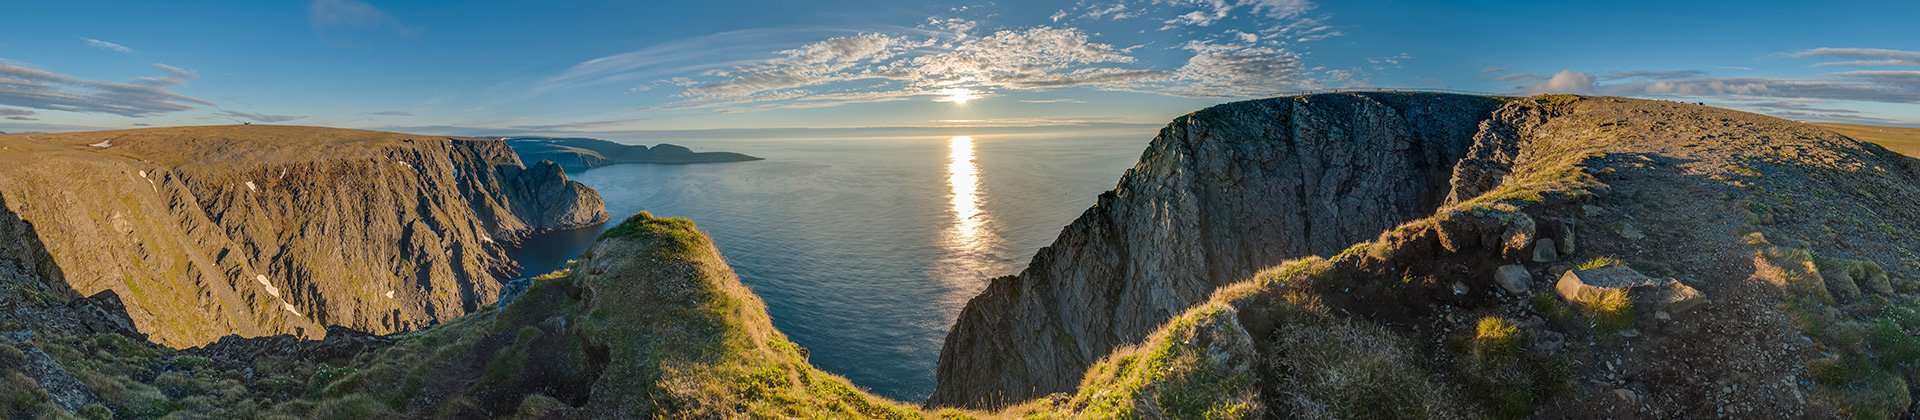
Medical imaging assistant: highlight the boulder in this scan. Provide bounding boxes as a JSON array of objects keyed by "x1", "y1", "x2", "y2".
[
  {"x1": 1653, "y1": 281, "x2": 1707, "y2": 314},
  {"x1": 1557, "y1": 266, "x2": 1654, "y2": 302},
  {"x1": 1494, "y1": 265, "x2": 1532, "y2": 294},
  {"x1": 1556, "y1": 265, "x2": 1707, "y2": 315},
  {"x1": 1532, "y1": 238, "x2": 1559, "y2": 262},
  {"x1": 1620, "y1": 222, "x2": 1647, "y2": 241}
]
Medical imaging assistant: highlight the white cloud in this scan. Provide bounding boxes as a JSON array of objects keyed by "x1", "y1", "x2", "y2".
[
  {"x1": 1527, "y1": 70, "x2": 1595, "y2": 94},
  {"x1": 1168, "y1": 41, "x2": 1310, "y2": 97},
  {"x1": 82, "y1": 38, "x2": 134, "y2": 53},
  {"x1": 681, "y1": 33, "x2": 912, "y2": 103},
  {"x1": 0, "y1": 60, "x2": 212, "y2": 117},
  {"x1": 561, "y1": 1, "x2": 1330, "y2": 112},
  {"x1": 1157, "y1": 0, "x2": 1313, "y2": 28},
  {"x1": 909, "y1": 27, "x2": 1138, "y2": 87}
]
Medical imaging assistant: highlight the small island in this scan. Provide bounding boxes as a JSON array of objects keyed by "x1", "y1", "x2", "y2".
[{"x1": 506, "y1": 137, "x2": 762, "y2": 173}]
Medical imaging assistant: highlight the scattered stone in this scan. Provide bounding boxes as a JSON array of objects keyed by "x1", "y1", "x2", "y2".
[
  {"x1": 1451, "y1": 281, "x2": 1469, "y2": 295},
  {"x1": 1555, "y1": 265, "x2": 1708, "y2": 315},
  {"x1": 1494, "y1": 265, "x2": 1532, "y2": 294},
  {"x1": 1532, "y1": 330, "x2": 1565, "y2": 352},
  {"x1": 1652, "y1": 280, "x2": 1707, "y2": 314},
  {"x1": 1614, "y1": 388, "x2": 1638, "y2": 403},
  {"x1": 1620, "y1": 223, "x2": 1647, "y2": 240},
  {"x1": 1618, "y1": 329, "x2": 1641, "y2": 338},
  {"x1": 1655, "y1": 310, "x2": 1671, "y2": 321},
  {"x1": 1549, "y1": 218, "x2": 1577, "y2": 255},
  {"x1": 1532, "y1": 238, "x2": 1559, "y2": 262}
]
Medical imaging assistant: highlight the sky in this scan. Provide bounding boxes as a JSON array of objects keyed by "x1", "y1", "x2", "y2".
[{"x1": 2, "y1": 0, "x2": 1918, "y2": 137}]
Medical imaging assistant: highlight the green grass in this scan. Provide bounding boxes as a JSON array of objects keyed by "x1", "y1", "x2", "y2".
[
  {"x1": 1760, "y1": 246, "x2": 1919, "y2": 418},
  {"x1": 1058, "y1": 305, "x2": 1259, "y2": 418},
  {"x1": 1473, "y1": 317, "x2": 1523, "y2": 365},
  {"x1": 1573, "y1": 257, "x2": 1621, "y2": 271}
]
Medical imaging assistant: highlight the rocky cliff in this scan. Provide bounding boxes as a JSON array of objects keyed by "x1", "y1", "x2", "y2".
[
  {"x1": 933, "y1": 94, "x2": 1920, "y2": 418},
  {"x1": 930, "y1": 92, "x2": 1507, "y2": 407},
  {"x1": 0, "y1": 125, "x2": 608, "y2": 348}
]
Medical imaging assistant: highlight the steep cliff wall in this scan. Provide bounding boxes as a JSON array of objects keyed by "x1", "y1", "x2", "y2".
[
  {"x1": 930, "y1": 92, "x2": 1506, "y2": 407},
  {"x1": 0, "y1": 125, "x2": 608, "y2": 347}
]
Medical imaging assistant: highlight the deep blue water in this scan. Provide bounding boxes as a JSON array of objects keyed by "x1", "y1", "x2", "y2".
[{"x1": 505, "y1": 134, "x2": 1143, "y2": 401}]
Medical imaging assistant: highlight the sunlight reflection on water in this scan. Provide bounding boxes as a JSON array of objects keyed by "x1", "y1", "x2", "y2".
[{"x1": 942, "y1": 136, "x2": 1000, "y2": 303}]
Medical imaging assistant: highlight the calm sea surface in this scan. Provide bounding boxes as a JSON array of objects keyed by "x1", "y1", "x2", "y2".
[{"x1": 505, "y1": 134, "x2": 1144, "y2": 401}]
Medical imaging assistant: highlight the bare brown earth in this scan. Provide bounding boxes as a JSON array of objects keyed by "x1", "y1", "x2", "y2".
[
  {"x1": 0, "y1": 125, "x2": 607, "y2": 347},
  {"x1": 1817, "y1": 123, "x2": 1920, "y2": 158}
]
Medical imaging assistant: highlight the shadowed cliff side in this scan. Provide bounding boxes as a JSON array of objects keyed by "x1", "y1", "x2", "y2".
[
  {"x1": 953, "y1": 95, "x2": 1920, "y2": 418},
  {"x1": 0, "y1": 125, "x2": 609, "y2": 347},
  {"x1": 930, "y1": 92, "x2": 1506, "y2": 407}
]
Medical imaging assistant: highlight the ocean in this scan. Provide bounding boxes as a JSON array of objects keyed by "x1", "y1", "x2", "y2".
[{"x1": 505, "y1": 133, "x2": 1145, "y2": 401}]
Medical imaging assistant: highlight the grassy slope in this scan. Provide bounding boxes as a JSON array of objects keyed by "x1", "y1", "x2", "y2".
[
  {"x1": 1816, "y1": 123, "x2": 1920, "y2": 158},
  {"x1": 273, "y1": 212, "x2": 953, "y2": 418},
  {"x1": 0, "y1": 125, "x2": 501, "y2": 170}
]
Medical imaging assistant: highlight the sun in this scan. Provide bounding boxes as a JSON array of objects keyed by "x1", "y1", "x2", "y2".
[{"x1": 937, "y1": 88, "x2": 981, "y2": 104}]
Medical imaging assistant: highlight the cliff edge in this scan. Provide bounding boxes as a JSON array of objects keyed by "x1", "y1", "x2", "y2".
[
  {"x1": 931, "y1": 92, "x2": 1507, "y2": 407},
  {"x1": 0, "y1": 125, "x2": 609, "y2": 347}
]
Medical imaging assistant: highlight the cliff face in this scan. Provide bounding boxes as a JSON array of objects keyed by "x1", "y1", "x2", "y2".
[
  {"x1": 930, "y1": 93, "x2": 1506, "y2": 407},
  {"x1": 0, "y1": 125, "x2": 608, "y2": 348}
]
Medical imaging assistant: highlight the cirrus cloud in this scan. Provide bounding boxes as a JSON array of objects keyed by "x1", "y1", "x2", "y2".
[
  {"x1": 603, "y1": 1, "x2": 1334, "y2": 112},
  {"x1": 82, "y1": 38, "x2": 135, "y2": 53},
  {"x1": 0, "y1": 61, "x2": 212, "y2": 117}
]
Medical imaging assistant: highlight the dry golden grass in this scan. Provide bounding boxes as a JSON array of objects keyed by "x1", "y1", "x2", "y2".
[
  {"x1": 1815, "y1": 123, "x2": 1920, "y2": 158},
  {"x1": 0, "y1": 124, "x2": 498, "y2": 171}
]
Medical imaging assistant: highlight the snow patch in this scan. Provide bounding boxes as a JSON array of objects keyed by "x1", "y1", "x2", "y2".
[
  {"x1": 384, "y1": 290, "x2": 395, "y2": 299},
  {"x1": 244, "y1": 181, "x2": 257, "y2": 192},
  {"x1": 283, "y1": 303, "x2": 301, "y2": 317},
  {"x1": 256, "y1": 275, "x2": 281, "y2": 298},
  {"x1": 138, "y1": 170, "x2": 147, "y2": 179},
  {"x1": 89, "y1": 140, "x2": 112, "y2": 148}
]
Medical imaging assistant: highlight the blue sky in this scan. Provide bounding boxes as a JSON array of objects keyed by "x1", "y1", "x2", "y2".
[{"x1": 2, "y1": 0, "x2": 1917, "y2": 136}]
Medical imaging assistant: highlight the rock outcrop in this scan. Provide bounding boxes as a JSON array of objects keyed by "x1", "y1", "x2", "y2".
[
  {"x1": 506, "y1": 137, "x2": 761, "y2": 173},
  {"x1": 930, "y1": 92, "x2": 1507, "y2": 407},
  {"x1": 0, "y1": 125, "x2": 609, "y2": 347}
]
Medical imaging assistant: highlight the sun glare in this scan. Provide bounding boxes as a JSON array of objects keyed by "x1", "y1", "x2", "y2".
[{"x1": 938, "y1": 88, "x2": 981, "y2": 104}]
